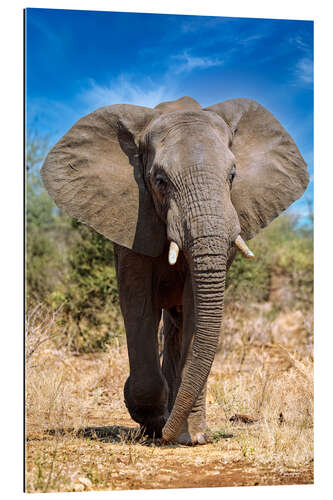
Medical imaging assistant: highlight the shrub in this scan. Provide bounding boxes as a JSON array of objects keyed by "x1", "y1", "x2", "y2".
[
  {"x1": 26, "y1": 135, "x2": 67, "y2": 305},
  {"x1": 55, "y1": 221, "x2": 123, "y2": 352},
  {"x1": 226, "y1": 247, "x2": 271, "y2": 303},
  {"x1": 225, "y1": 215, "x2": 313, "y2": 309},
  {"x1": 272, "y1": 236, "x2": 313, "y2": 308}
]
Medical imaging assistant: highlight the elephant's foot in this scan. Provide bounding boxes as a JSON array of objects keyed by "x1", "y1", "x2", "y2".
[
  {"x1": 139, "y1": 415, "x2": 167, "y2": 439},
  {"x1": 176, "y1": 429, "x2": 210, "y2": 445},
  {"x1": 163, "y1": 412, "x2": 211, "y2": 445},
  {"x1": 162, "y1": 427, "x2": 211, "y2": 445},
  {"x1": 124, "y1": 376, "x2": 169, "y2": 439}
]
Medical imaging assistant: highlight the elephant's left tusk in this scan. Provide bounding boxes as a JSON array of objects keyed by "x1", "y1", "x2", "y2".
[
  {"x1": 168, "y1": 241, "x2": 179, "y2": 265},
  {"x1": 234, "y1": 235, "x2": 255, "y2": 260}
]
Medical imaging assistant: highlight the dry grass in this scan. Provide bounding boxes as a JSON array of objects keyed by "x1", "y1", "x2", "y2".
[{"x1": 25, "y1": 302, "x2": 313, "y2": 492}]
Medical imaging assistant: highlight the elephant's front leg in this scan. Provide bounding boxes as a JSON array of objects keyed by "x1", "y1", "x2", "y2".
[
  {"x1": 161, "y1": 275, "x2": 208, "y2": 444},
  {"x1": 114, "y1": 245, "x2": 169, "y2": 438}
]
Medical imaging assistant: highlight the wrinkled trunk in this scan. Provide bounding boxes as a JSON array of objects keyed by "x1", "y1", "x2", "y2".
[{"x1": 162, "y1": 235, "x2": 228, "y2": 441}]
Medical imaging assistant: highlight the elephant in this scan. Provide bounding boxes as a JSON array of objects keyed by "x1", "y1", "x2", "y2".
[{"x1": 41, "y1": 96, "x2": 308, "y2": 445}]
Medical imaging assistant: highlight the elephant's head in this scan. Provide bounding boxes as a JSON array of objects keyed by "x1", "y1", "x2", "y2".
[{"x1": 41, "y1": 96, "x2": 308, "y2": 442}]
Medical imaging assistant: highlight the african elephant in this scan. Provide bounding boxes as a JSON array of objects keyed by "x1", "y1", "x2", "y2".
[{"x1": 41, "y1": 96, "x2": 308, "y2": 445}]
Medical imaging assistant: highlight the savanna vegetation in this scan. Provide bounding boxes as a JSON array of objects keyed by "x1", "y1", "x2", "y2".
[{"x1": 25, "y1": 134, "x2": 313, "y2": 492}]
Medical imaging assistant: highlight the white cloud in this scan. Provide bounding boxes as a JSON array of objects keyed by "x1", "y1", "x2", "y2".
[
  {"x1": 295, "y1": 57, "x2": 313, "y2": 85},
  {"x1": 180, "y1": 17, "x2": 228, "y2": 34},
  {"x1": 27, "y1": 76, "x2": 181, "y2": 143},
  {"x1": 80, "y1": 53, "x2": 224, "y2": 116},
  {"x1": 172, "y1": 51, "x2": 224, "y2": 74},
  {"x1": 80, "y1": 75, "x2": 177, "y2": 111},
  {"x1": 289, "y1": 34, "x2": 311, "y2": 51},
  {"x1": 288, "y1": 33, "x2": 313, "y2": 87},
  {"x1": 237, "y1": 33, "x2": 265, "y2": 46}
]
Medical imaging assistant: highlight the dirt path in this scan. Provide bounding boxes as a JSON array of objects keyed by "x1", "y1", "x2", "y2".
[
  {"x1": 25, "y1": 424, "x2": 313, "y2": 492},
  {"x1": 134, "y1": 460, "x2": 313, "y2": 489}
]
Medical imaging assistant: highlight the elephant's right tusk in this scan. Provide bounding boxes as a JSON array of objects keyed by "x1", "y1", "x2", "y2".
[
  {"x1": 234, "y1": 235, "x2": 255, "y2": 260},
  {"x1": 168, "y1": 241, "x2": 179, "y2": 265}
]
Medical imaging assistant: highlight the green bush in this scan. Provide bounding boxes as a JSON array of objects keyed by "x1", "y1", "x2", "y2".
[
  {"x1": 26, "y1": 227, "x2": 60, "y2": 304},
  {"x1": 26, "y1": 135, "x2": 68, "y2": 305},
  {"x1": 272, "y1": 235, "x2": 313, "y2": 308},
  {"x1": 225, "y1": 215, "x2": 313, "y2": 309},
  {"x1": 226, "y1": 250, "x2": 271, "y2": 303},
  {"x1": 55, "y1": 221, "x2": 123, "y2": 352}
]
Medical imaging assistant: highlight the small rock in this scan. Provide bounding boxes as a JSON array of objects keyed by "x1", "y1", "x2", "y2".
[
  {"x1": 279, "y1": 412, "x2": 285, "y2": 425},
  {"x1": 229, "y1": 414, "x2": 256, "y2": 424}
]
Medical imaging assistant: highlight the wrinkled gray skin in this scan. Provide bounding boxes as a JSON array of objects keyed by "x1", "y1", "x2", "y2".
[{"x1": 41, "y1": 96, "x2": 308, "y2": 445}]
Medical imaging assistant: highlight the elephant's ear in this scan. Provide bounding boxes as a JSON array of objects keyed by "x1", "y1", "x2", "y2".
[
  {"x1": 205, "y1": 98, "x2": 309, "y2": 240},
  {"x1": 41, "y1": 104, "x2": 166, "y2": 257}
]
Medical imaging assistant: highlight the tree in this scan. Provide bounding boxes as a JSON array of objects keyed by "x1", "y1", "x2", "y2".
[{"x1": 26, "y1": 133, "x2": 68, "y2": 304}]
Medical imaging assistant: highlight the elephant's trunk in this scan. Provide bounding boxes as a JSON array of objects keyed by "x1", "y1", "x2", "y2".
[{"x1": 162, "y1": 234, "x2": 228, "y2": 441}]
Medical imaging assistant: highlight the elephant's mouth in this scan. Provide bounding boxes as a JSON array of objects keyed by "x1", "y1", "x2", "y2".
[{"x1": 167, "y1": 236, "x2": 255, "y2": 266}]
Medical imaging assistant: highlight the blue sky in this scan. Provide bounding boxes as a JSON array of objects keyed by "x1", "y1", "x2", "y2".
[{"x1": 25, "y1": 8, "x2": 313, "y2": 220}]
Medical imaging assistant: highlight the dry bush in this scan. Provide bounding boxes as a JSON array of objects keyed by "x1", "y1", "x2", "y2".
[
  {"x1": 25, "y1": 305, "x2": 129, "y2": 439},
  {"x1": 207, "y1": 304, "x2": 313, "y2": 467}
]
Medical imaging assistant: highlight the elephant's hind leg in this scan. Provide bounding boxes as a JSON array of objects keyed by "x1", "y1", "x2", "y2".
[{"x1": 161, "y1": 308, "x2": 183, "y2": 413}]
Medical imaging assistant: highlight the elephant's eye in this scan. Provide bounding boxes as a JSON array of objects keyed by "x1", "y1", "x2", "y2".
[
  {"x1": 154, "y1": 173, "x2": 167, "y2": 190},
  {"x1": 229, "y1": 165, "x2": 236, "y2": 188}
]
